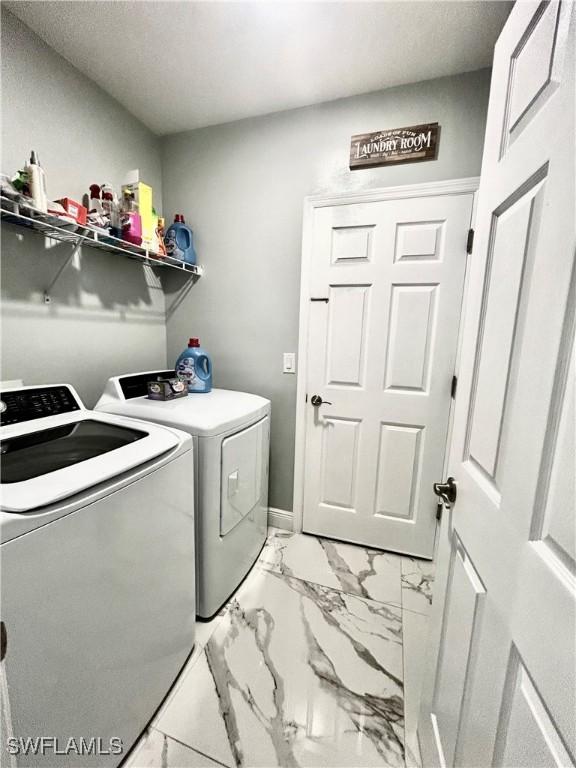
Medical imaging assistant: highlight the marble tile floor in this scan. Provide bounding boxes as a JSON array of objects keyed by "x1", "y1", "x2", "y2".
[{"x1": 126, "y1": 529, "x2": 434, "y2": 768}]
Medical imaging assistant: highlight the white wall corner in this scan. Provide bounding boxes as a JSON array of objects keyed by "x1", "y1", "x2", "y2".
[{"x1": 268, "y1": 507, "x2": 294, "y2": 531}]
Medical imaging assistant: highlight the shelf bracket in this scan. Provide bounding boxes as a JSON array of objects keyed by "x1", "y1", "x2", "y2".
[
  {"x1": 43, "y1": 237, "x2": 83, "y2": 304},
  {"x1": 1, "y1": 197, "x2": 203, "y2": 303}
]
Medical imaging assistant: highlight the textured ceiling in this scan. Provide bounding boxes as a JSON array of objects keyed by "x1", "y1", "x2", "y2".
[{"x1": 7, "y1": 1, "x2": 511, "y2": 135}]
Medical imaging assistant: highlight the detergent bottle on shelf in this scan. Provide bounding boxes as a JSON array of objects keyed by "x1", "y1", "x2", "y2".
[
  {"x1": 175, "y1": 338, "x2": 212, "y2": 393},
  {"x1": 164, "y1": 214, "x2": 197, "y2": 264}
]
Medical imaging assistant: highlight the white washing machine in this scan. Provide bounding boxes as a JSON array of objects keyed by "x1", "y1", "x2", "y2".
[
  {"x1": 96, "y1": 370, "x2": 270, "y2": 619},
  {"x1": 0, "y1": 384, "x2": 196, "y2": 767}
]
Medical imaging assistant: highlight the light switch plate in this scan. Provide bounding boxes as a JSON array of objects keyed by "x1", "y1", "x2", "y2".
[{"x1": 283, "y1": 352, "x2": 296, "y2": 374}]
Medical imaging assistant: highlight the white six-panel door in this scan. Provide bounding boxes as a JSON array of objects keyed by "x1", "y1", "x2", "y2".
[
  {"x1": 419, "y1": 2, "x2": 575, "y2": 765},
  {"x1": 301, "y1": 188, "x2": 475, "y2": 558}
]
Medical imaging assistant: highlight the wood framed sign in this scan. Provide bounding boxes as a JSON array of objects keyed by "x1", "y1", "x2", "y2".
[{"x1": 350, "y1": 122, "x2": 439, "y2": 169}]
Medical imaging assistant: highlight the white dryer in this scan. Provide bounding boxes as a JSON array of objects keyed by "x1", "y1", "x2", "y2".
[
  {"x1": 0, "y1": 383, "x2": 196, "y2": 767},
  {"x1": 96, "y1": 371, "x2": 270, "y2": 618}
]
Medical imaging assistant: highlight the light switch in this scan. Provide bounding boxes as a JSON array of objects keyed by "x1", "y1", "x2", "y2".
[{"x1": 283, "y1": 352, "x2": 296, "y2": 374}]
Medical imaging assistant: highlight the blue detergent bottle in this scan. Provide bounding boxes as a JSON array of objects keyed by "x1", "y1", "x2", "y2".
[
  {"x1": 175, "y1": 338, "x2": 212, "y2": 393},
  {"x1": 164, "y1": 214, "x2": 197, "y2": 264}
]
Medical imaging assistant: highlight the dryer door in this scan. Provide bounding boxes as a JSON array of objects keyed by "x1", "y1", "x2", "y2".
[{"x1": 220, "y1": 416, "x2": 269, "y2": 536}]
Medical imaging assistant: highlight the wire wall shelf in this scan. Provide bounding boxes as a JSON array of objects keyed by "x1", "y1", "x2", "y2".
[{"x1": 0, "y1": 196, "x2": 203, "y2": 277}]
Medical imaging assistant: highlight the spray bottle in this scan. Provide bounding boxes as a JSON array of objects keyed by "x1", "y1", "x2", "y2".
[{"x1": 27, "y1": 151, "x2": 47, "y2": 212}]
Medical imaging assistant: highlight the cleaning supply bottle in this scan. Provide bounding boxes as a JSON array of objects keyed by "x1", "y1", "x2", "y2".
[
  {"x1": 164, "y1": 214, "x2": 197, "y2": 264},
  {"x1": 120, "y1": 188, "x2": 143, "y2": 246},
  {"x1": 175, "y1": 338, "x2": 212, "y2": 393},
  {"x1": 27, "y1": 151, "x2": 47, "y2": 212},
  {"x1": 101, "y1": 183, "x2": 122, "y2": 239},
  {"x1": 155, "y1": 215, "x2": 168, "y2": 257},
  {"x1": 87, "y1": 183, "x2": 108, "y2": 229}
]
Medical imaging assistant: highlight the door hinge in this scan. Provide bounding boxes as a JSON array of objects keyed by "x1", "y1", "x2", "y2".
[
  {"x1": 0, "y1": 621, "x2": 6, "y2": 662},
  {"x1": 451, "y1": 375, "x2": 458, "y2": 399},
  {"x1": 466, "y1": 228, "x2": 475, "y2": 254}
]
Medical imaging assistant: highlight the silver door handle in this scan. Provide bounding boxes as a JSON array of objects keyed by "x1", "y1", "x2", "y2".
[
  {"x1": 311, "y1": 395, "x2": 332, "y2": 407},
  {"x1": 433, "y1": 477, "x2": 457, "y2": 508}
]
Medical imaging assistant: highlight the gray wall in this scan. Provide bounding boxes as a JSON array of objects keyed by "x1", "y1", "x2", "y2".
[
  {"x1": 1, "y1": 9, "x2": 166, "y2": 406},
  {"x1": 161, "y1": 68, "x2": 492, "y2": 512},
  {"x1": 0, "y1": 12, "x2": 491, "y2": 511}
]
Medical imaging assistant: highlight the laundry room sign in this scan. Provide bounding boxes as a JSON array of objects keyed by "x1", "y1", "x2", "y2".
[{"x1": 350, "y1": 122, "x2": 439, "y2": 169}]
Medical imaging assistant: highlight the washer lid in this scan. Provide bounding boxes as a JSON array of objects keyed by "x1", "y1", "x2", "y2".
[
  {"x1": 96, "y1": 385, "x2": 270, "y2": 437},
  {"x1": 1, "y1": 419, "x2": 148, "y2": 484},
  {"x1": 0, "y1": 412, "x2": 181, "y2": 513}
]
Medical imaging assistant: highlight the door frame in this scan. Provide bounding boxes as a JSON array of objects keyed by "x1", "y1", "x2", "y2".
[{"x1": 292, "y1": 177, "x2": 480, "y2": 535}]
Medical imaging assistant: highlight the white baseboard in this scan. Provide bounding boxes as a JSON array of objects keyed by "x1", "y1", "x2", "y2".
[{"x1": 268, "y1": 507, "x2": 293, "y2": 531}]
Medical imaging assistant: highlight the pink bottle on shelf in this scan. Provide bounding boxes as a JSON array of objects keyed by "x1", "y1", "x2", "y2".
[
  {"x1": 122, "y1": 212, "x2": 142, "y2": 246},
  {"x1": 121, "y1": 188, "x2": 143, "y2": 247}
]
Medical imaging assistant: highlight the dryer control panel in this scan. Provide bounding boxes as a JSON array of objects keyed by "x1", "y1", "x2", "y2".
[{"x1": 0, "y1": 386, "x2": 81, "y2": 426}]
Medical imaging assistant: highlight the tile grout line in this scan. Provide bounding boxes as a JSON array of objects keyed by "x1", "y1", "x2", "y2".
[
  {"x1": 263, "y1": 534, "x2": 433, "y2": 612},
  {"x1": 151, "y1": 727, "x2": 234, "y2": 768},
  {"x1": 258, "y1": 546, "x2": 431, "y2": 612},
  {"x1": 257, "y1": 562, "x2": 405, "y2": 613},
  {"x1": 149, "y1": 614, "x2": 229, "y2": 736},
  {"x1": 400, "y1": 556, "x2": 408, "y2": 768},
  {"x1": 400, "y1": 560, "x2": 408, "y2": 768},
  {"x1": 259, "y1": 562, "x2": 431, "y2": 616}
]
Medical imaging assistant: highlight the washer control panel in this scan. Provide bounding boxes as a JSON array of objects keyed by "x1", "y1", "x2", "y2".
[{"x1": 0, "y1": 386, "x2": 81, "y2": 426}]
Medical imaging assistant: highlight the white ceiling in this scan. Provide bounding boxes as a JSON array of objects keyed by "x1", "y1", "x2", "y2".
[{"x1": 7, "y1": 1, "x2": 511, "y2": 136}]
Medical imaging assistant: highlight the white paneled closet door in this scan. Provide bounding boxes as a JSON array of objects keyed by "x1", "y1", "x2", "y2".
[
  {"x1": 419, "y1": 2, "x2": 575, "y2": 766},
  {"x1": 302, "y1": 188, "x2": 474, "y2": 558}
]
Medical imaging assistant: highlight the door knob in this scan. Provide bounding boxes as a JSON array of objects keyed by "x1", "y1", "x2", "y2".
[
  {"x1": 433, "y1": 477, "x2": 457, "y2": 508},
  {"x1": 310, "y1": 395, "x2": 332, "y2": 407}
]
